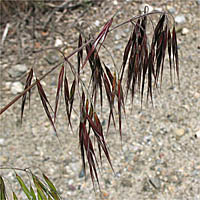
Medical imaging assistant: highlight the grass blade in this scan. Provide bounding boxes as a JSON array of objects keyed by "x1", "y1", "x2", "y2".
[
  {"x1": 104, "y1": 63, "x2": 113, "y2": 84},
  {"x1": 77, "y1": 34, "x2": 83, "y2": 85},
  {"x1": 168, "y1": 29, "x2": 172, "y2": 82},
  {"x1": 32, "y1": 175, "x2": 48, "y2": 200},
  {"x1": 118, "y1": 79, "x2": 122, "y2": 141},
  {"x1": 0, "y1": 176, "x2": 6, "y2": 200},
  {"x1": 111, "y1": 72, "x2": 116, "y2": 106},
  {"x1": 54, "y1": 65, "x2": 64, "y2": 123},
  {"x1": 69, "y1": 79, "x2": 76, "y2": 122},
  {"x1": 172, "y1": 26, "x2": 179, "y2": 84},
  {"x1": 120, "y1": 35, "x2": 133, "y2": 81},
  {"x1": 43, "y1": 174, "x2": 60, "y2": 200},
  {"x1": 155, "y1": 31, "x2": 163, "y2": 84},
  {"x1": 86, "y1": 112, "x2": 114, "y2": 172},
  {"x1": 21, "y1": 68, "x2": 33, "y2": 123},
  {"x1": 160, "y1": 26, "x2": 168, "y2": 86},
  {"x1": 79, "y1": 122, "x2": 86, "y2": 177},
  {"x1": 36, "y1": 79, "x2": 58, "y2": 139},
  {"x1": 103, "y1": 72, "x2": 116, "y2": 133},
  {"x1": 36, "y1": 186, "x2": 47, "y2": 200},
  {"x1": 36, "y1": 78, "x2": 54, "y2": 112},
  {"x1": 30, "y1": 185, "x2": 36, "y2": 200},
  {"x1": 88, "y1": 102, "x2": 94, "y2": 135},
  {"x1": 152, "y1": 14, "x2": 165, "y2": 47},
  {"x1": 94, "y1": 112, "x2": 114, "y2": 172},
  {"x1": 81, "y1": 121, "x2": 99, "y2": 187},
  {"x1": 37, "y1": 190, "x2": 43, "y2": 200},
  {"x1": 64, "y1": 75, "x2": 73, "y2": 131},
  {"x1": 147, "y1": 49, "x2": 155, "y2": 104},
  {"x1": 42, "y1": 174, "x2": 57, "y2": 192},
  {"x1": 13, "y1": 192, "x2": 18, "y2": 200},
  {"x1": 82, "y1": 17, "x2": 113, "y2": 69},
  {"x1": 16, "y1": 173, "x2": 31, "y2": 200},
  {"x1": 141, "y1": 36, "x2": 149, "y2": 105},
  {"x1": 86, "y1": 43, "x2": 103, "y2": 109}
]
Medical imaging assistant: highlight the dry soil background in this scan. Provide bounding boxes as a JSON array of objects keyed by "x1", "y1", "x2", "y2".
[{"x1": 0, "y1": 0, "x2": 200, "y2": 199}]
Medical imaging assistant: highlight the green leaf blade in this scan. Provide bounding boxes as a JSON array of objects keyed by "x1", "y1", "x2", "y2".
[{"x1": 16, "y1": 173, "x2": 31, "y2": 200}]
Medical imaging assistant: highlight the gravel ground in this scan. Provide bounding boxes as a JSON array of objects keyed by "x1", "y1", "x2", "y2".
[{"x1": 0, "y1": 0, "x2": 200, "y2": 199}]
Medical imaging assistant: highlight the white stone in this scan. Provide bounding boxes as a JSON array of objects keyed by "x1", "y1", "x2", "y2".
[
  {"x1": 174, "y1": 128, "x2": 185, "y2": 137},
  {"x1": 175, "y1": 15, "x2": 186, "y2": 24},
  {"x1": 113, "y1": 0, "x2": 118, "y2": 5},
  {"x1": 10, "y1": 81, "x2": 24, "y2": 95},
  {"x1": 94, "y1": 20, "x2": 100, "y2": 27},
  {"x1": 195, "y1": 130, "x2": 200, "y2": 138},
  {"x1": 55, "y1": 38, "x2": 63, "y2": 47},
  {"x1": 194, "y1": 92, "x2": 200, "y2": 99},
  {"x1": 0, "y1": 138, "x2": 5, "y2": 145},
  {"x1": 154, "y1": 7, "x2": 162, "y2": 12},
  {"x1": 181, "y1": 28, "x2": 189, "y2": 35},
  {"x1": 115, "y1": 34, "x2": 121, "y2": 40},
  {"x1": 68, "y1": 179, "x2": 74, "y2": 185},
  {"x1": 4, "y1": 82, "x2": 11, "y2": 90}
]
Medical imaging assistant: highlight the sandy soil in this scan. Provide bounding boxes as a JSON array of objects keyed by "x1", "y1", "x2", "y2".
[{"x1": 0, "y1": 0, "x2": 200, "y2": 199}]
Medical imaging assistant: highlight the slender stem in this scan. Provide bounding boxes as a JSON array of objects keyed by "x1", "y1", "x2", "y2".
[
  {"x1": 109, "y1": 11, "x2": 165, "y2": 32},
  {"x1": 0, "y1": 166, "x2": 30, "y2": 172}
]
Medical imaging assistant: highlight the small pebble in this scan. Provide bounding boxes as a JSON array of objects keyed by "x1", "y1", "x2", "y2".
[
  {"x1": 174, "y1": 128, "x2": 185, "y2": 138},
  {"x1": 101, "y1": 190, "x2": 109, "y2": 198},
  {"x1": 4, "y1": 82, "x2": 11, "y2": 90},
  {"x1": 45, "y1": 51, "x2": 60, "y2": 64},
  {"x1": 115, "y1": 34, "x2": 121, "y2": 40},
  {"x1": 168, "y1": 185, "x2": 175, "y2": 193},
  {"x1": 181, "y1": 28, "x2": 189, "y2": 35},
  {"x1": 8, "y1": 64, "x2": 27, "y2": 78},
  {"x1": 149, "y1": 177, "x2": 161, "y2": 189},
  {"x1": 167, "y1": 6, "x2": 176, "y2": 14},
  {"x1": 123, "y1": 28, "x2": 130, "y2": 33},
  {"x1": 175, "y1": 15, "x2": 186, "y2": 24},
  {"x1": 115, "y1": 43, "x2": 123, "y2": 50},
  {"x1": 121, "y1": 178, "x2": 132, "y2": 187},
  {"x1": 69, "y1": 162, "x2": 78, "y2": 173},
  {"x1": 79, "y1": 168, "x2": 85, "y2": 178},
  {"x1": 0, "y1": 156, "x2": 8, "y2": 163},
  {"x1": 54, "y1": 38, "x2": 63, "y2": 47},
  {"x1": 154, "y1": 7, "x2": 162, "y2": 12},
  {"x1": 94, "y1": 20, "x2": 100, "y2": 27},
  {"x1": 170, "y1": 175, "x2": 179, "y2": 183},
  {"x1": 194, "y1": 92, "x2": 200, "y2": 99},
  {"x1": 68, "y1": 179, "x2": 74, "y2": 185},
  {"x1": 144, "y1": 135, "x2": 152, "y2": 144},
  {"x1": 0, "y1": 138, "x2": 5, "y2": 145},
  {"x1": 113, "y1": 0, "x2": 118, "y2": 5},
  {"x1": 68, "y1": 184, "x2": 76, "y2": 191},
  {"x1": 104, "y1": 178, "x2": 111, "y2": 185},
  {"x1": 195, "y1": 129, "x2": 200, "y2": 139},
  {"x1": 11, "y1": 81, "x2": 24, "y2": 95}
]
